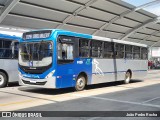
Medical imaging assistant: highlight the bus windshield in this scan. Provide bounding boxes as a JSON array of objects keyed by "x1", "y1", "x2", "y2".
[{"x1": 19, "y1": 41, "x2": 53, "y2": 67}]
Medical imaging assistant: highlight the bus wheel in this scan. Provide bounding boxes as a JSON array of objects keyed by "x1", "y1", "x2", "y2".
[
  {"x1": 123, "y1": 71, "x2": 131, "y2": 84},
  {"x1": 0, "y1": 72, "x2": 8, "y2": 88},
  {"x1": 75, "y1": 75, "x2": 86, "y2": 91}
]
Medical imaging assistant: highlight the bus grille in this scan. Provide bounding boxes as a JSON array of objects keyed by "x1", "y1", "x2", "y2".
[
  {"x1": 19, "y1": 64, "x2": 52, "y2": 74},
  {"x1": 22, "y1": 80, "x2": 47, "y2": 85}
]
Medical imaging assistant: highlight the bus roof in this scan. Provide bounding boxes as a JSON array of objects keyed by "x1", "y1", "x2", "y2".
[
  {"x1": 93, "y1": 36, "x2": 147, "y2": 47},
  {"x1": 23, "y1": 29, "x2": 147, "y2": 47},
  {"x1": 0, "y1": 33, "x2": 21, "y2": 41},
  {"x1": 53, "y1": 29, "x2": 147, "y2": 47}
]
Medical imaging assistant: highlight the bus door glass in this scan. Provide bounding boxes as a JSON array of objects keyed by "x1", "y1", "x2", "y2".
[{"x1": 57, "y1": 35, "x2": 76, "y2": 88}]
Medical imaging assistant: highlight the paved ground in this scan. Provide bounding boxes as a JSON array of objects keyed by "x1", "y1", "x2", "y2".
[{"x1": 1, "y1": 70, "x2": 160, "y2": 120}]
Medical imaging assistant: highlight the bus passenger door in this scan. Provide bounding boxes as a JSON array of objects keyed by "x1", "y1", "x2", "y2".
[{"x1": 56, "y1": 36, "x2": 76, "y2": 88}]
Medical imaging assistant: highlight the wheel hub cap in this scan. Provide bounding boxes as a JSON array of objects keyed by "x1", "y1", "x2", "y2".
[{"x1": 77, "y1": 79, "x2": 84, "y2": 88}]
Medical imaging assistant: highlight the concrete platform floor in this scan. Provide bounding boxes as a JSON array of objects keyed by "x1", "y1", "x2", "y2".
[{"x1": 1, "y1": 70, "x2": 160, "y2": 120}]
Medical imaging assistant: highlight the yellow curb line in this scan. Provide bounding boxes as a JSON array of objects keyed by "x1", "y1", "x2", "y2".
[{"x1": 0, "y1": 99, "x2": 34, "y2": 107}]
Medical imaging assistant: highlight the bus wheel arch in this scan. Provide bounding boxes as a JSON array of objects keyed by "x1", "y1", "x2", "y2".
[
  {"x1": 123, "y1": 69, "x2": 132, "y2": 84},
  {"x1": 0, "y1": 70, "x2": 8, "y2": 88},
  {"x1": 75, "y1": 72, "x2": 88, "y2": 91}
]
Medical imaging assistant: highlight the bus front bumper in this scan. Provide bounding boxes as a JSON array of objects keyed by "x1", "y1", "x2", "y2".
[{"x1": 19, "y1": 76, "x2": 56, "y2": 89}]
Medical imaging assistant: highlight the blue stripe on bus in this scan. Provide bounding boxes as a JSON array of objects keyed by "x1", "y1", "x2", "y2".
[
  {"x1": 0, "y1": 33, "x2": 21, "y2": 41},
  {"x1": 92, "y1": 70, "x2": 147, "y2": 74},
  {"x1": 54, "y1": 30, "x2": 92, "y2": 39}
]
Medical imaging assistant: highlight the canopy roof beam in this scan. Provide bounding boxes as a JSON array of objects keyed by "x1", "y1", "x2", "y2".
[
  {"x1": 0, "y1": 4, "x2": 4, "y2": 8},
  {"x1": 56, "y1": 0, "x2": 98, "y2": 29},
  {"x1": 139, "y1": 30, "x2": 160, "y2": 44},
  {"x1": 150, "y1": 40, "x2": 160, "y2": 47},
  {"x1": 120, "y1": 16, "x2": 160, "y2": 40},
  {"x1": 0, "y1": 0, "x2": 20, "y2": 23},
  {"x1": 92, "y1": 0, "x2": 160, "y2": 35}
]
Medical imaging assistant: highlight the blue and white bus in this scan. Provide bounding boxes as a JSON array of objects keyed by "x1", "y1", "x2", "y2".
[
  {"x1": 0, "y1": 34, "x2": 21, "y2": 88},
  {"x1": 18, "y1": 29, "x2": 148, "y2": 91}
]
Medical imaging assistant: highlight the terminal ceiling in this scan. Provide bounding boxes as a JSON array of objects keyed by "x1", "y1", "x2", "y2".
[{"x1": 0, "y1": 0, "x2": 160, "y2": 47}]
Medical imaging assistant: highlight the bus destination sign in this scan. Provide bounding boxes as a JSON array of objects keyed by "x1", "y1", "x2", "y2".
[
  {"x1": 23, "y1": 30, "x2": 52, "y2": 40},
  {"x1": 59, "y1": 36, "x2": 74, "y2": 43}
]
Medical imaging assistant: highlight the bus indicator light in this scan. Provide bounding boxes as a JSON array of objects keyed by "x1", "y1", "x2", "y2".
[{"x1": 57, "y1": 76, "x2": 62, "y2": 78}]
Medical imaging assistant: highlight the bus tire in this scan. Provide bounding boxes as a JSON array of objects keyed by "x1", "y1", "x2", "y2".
[
  {"x1": 0, "y1": 72, "x2": 8, "y2": 88},
  {"x1": 75, "y1": 75, "x2": 86, "y2": 91},
  {"x1": 123, "y1": 71, "x2": 131, "y2": 84}
]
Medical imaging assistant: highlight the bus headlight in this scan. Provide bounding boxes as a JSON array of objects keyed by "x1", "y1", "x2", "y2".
[{"x1": 45, "y1": 70, "x2": 55, "y2": 79}]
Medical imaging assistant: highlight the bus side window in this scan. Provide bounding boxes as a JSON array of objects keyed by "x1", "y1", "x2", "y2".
[
  {"x1": 125, "y1": 45, "x2": 133, "y2": 59},
  {"x1": 0, "y1": 40, "x2": 3, "y2": 58},
  {"x1": 0, "y1": 49, "x2": 12, "y2": 58},
  {"x1": 4, "y1": 40, "x2": 12, "y2": 48},
  {"x1": 115, "y1": 43, "x2": 124, "y2": 59},
  {"x1": 141, "y1": 47, "x2": 148, "y2": 60},
  {"x1": 91, "y1": 40, "x2": 103, "y2": 58},
  {"x1": 133, "y1": 46, "x2": 140, "y2": 59},
  {"x1": 103, "y1": 42, "x2": 113, "y2": 58},
  {"x1": 0, "y1": 40, "x2": 2, "y2": 48},
  {"x1": 0, "y1": 40, "x2": 12, "y2": 59},
  {"x1": 79, "y1": 38, "x2": 90, "y2": 58}
]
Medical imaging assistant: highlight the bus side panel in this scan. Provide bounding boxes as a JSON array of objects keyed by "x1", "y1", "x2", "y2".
[
  {"x1": 56, "y1": 58, "x2": 92, "y2": 88},
  {"x1": 133, "y1": 60, "x2": 148, "y2": 79},
  {"x1": 115, "y1": 59, "x2": 147, "y2": 81},
  {"x1": 126, "y1": 60, "x2": 147, "y2": 80},
  {"x1": 114, "y1": 59, "x2": 127, "y2": 81},
  {"x1": 0, "y1": 59, "x2": 19, "y2": 82},
  {"x1": 74, "y1": 58, "x2": 92, "y2": 85},
  {"x1": 91, "y1": 59, "x2": 148, "y2": 84},
  {"x1": 91, "y1": 59, "x2": 116, "y2": 84}
]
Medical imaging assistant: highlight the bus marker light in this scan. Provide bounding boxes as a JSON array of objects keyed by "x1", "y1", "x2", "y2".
[{"x1": 57, "y1": 76, "x2": 62, "y2": 78}]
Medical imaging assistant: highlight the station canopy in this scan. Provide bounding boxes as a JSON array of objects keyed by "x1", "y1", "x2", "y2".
[{"x1": 0, "y1": 0, "x2": 160, "y2": 47}]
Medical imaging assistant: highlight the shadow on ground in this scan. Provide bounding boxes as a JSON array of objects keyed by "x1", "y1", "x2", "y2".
[
  {"x1": 8, "y1": 82, "x2": 19, "y2": 87},
  {"x1": 18, "y1": 79, "x2": 143, "y2": 95},
  {"x1": 0, "y1": 79, "x2": 143, "y2": 104}
]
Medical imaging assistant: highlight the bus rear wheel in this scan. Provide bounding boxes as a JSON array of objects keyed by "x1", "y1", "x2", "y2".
[
  {"x1": 0, "y1": 72, "x2": 8, "y2": 88},
  {"x1": 75, "y1": 75, "x2": 86, "y2": 91},
  {"x1": 123, "y1": 71, "x2": 131, "y2": 84}
]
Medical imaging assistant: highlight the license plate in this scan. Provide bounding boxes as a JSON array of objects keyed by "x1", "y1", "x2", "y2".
[{"x1": 30, "y1": 80, "x2": 36, "y2": 83}]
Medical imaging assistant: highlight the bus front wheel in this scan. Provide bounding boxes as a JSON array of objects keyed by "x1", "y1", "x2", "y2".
[
  {"x1": 0, "y1": 72, "x2": 8, "y2": 88},
  {"x1": 123, "y1": 71, "x2": 131, "y2": 84},
  {"x1": 75, "y1": 75, "x2": 86, "y2": 91}
]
